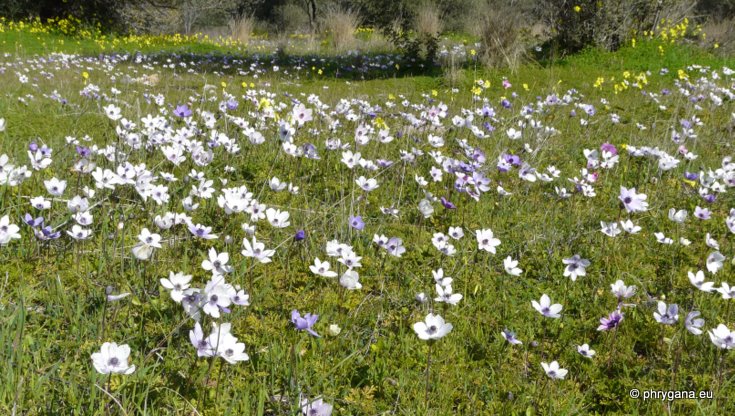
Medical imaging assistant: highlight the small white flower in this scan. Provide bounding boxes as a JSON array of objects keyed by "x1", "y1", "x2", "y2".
[
  {"x1": 709, "y1": 324, "x2": 735, "y2": 349},
  {"x1": 503, "y1": 256, "x2": 522, "y2": 276},
  {"x1": 532, "y1": 294, "x2": 562, "y2": 318},
  {"x1": 339, "y1": 269, "x2": 362, "y2": 290},
  {"x1": 434, "y1": 283, "x2": 462, "y2": 305},
  {"x1": 688, "y1": 270, "x2": 715, "y2": 292},
  {"x1": 160, "y1": 272, "x2": 192, "y2": 303},
  {"x1": 620, "y1": 219, "x2": 641, "y2": 234},
  {"x1": 541, "y1": 361, "x2": 568, "y2": 380},
  {"x1": 91, "y1": 342, "x2": 135, "y2": 374},
  {"x1": 654, "y1": 232, "x2": 673, "y2": 245},
  {"x1": 576, "y1": 344, "x2": 596, "y2": 359},
  {"x1": 413, "y1": 313, "x2": 453, "y2": 340},
  {"x1": 706, "y1": 252, "x2": 726, "y2": 274},
  {"x1": 310, "y1": 258, "x2": 337, "y2": 278},
  {"x1": 476, "y1": 229, "x2": 501, "y2": 254}
]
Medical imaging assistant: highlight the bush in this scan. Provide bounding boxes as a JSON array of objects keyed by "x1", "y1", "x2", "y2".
[
  {"x1": 274, "y1": 2, "x2": 310, "y2": 34},
  {"x1": 1, "y1": 0, "x2": 129, "y2": 31},
  {"x1": 702, "y1": 16, "x2": 735, "y2": 55},
  {"x1": 535, "y1": 0, "x2": 697, "y2": 54}
]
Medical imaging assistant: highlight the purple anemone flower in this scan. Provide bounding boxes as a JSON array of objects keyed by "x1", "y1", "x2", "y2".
[
  {"x1": 38, "y1": 145, "x2": 51, "y2": 158},
  {"x1": 503, "y1": 153, "x2": 521, "y2": 167},
  {"x1": 291, "y1": 310, "x2": 320, "y2": 337},
  {"x1": 376, "y1": 159, "x2": 394, "y2": 168},
  {"x1": 472, "y1": 149, "x2": 486, "y2": 163},
  {"x1": 597, "y1": 310, "x2": 624, "y2": 331},
  {"x1": 386, "y1": 237, "x2": 406, "y2": 257},
  {"x1": 303, "y1": 143, "x2": 320, "y2": 160},
  {"x1": 76, "y1": 145, "x2": 91, "y2": 158},
  {"x1": 37, "y1": 226, "x2": 61, "y2": 240},
  {"x1": 294, "y1": 229, "x2": 306, "y2": 241},
  {"x1": 173, "y1": 104, "x2": 192, "y2": 118},
  {"x1": 694, "y1": 206, "x2": 711, "y2": 220},
  {"x1": 23, "y1": 213, "x2": 44, "y2": 228},
  {"x1": 349, "y1": 216, "x2": 365, "y2": 231},
  {"x1": 600, "y1": 142, "x2": 617, "y2": 155},
  {"x1": 441, "y1": 197, "x2": 456, "y2": 209}
]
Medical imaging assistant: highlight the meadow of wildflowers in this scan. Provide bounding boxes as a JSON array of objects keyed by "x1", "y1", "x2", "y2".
[{"x1": 1, "y1": 17, "x2": 735, "y2": 415}]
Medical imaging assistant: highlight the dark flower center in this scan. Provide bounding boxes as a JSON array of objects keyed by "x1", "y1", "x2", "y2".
[{"x1": 108, "y1": 357, "x2": 120, "y2": 367}]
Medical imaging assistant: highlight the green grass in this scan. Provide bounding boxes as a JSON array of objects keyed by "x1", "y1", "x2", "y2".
[{"x1": 1, "y1": 30, "x2": 735, "y2": 415}]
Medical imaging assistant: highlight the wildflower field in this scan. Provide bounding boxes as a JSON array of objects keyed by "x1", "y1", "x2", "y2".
[{"x1": 2, "y1": 17, "x2": 735, "y2": 415}]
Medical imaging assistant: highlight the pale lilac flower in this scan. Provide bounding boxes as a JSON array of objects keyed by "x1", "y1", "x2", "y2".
[
  {"x1": 619, "y1": 186, "x2": 648, "y2": 213},
  {"x1": 685, "y1": 311, "x2": 705, "y2": 335},
  {"x1": 563, "y1": 255, "x2": 590, "y2": 281},
  {"x1": 501, "y1": 329, "x2": 523, "y2": 345},
  {"x1": 653, "y1": 301, "x2": 678, "y2": 325},
  {"x1": 291, "y1": 310, "x2": 320, "y2": 337},
  {"x1": 300, "y1": 397, "x2": 333, "y2": 416}
]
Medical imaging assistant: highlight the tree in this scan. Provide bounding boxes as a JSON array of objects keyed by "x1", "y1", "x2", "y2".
[{"x1": 178, "y1": 0, "x2": 239, "y2": 34}]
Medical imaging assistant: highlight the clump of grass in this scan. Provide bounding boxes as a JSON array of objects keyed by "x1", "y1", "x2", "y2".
[
  {"x1": 321, "y1": 8, "x2": 360, "y2": 51},
  {"x1": 228, "y1": 15, "x2": 255, "y2": 45},
  {"x1": 477, "y1": 5, "x2": 529, "y2": 70},
  {"x1": 414, "y1": 2, "x2": 442, "y2": 39}
]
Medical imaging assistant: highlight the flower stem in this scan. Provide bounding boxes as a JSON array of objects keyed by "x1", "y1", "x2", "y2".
[{"x1": 425, "y1": 341, "x2": 433, "y2": 406}]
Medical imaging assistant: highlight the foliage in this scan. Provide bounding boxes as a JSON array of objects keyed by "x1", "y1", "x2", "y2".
[
  {"x1": 0, "y1": 0, "x2": 146, "y2": 31},
  {"x1": 535, "y1": 0, "x2": 698, "y2": 54}
]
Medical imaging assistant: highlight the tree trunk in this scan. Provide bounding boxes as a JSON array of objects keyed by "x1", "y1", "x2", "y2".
[{"x1": 307, "y1": 0, "x2": 317, "y2": 33}]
